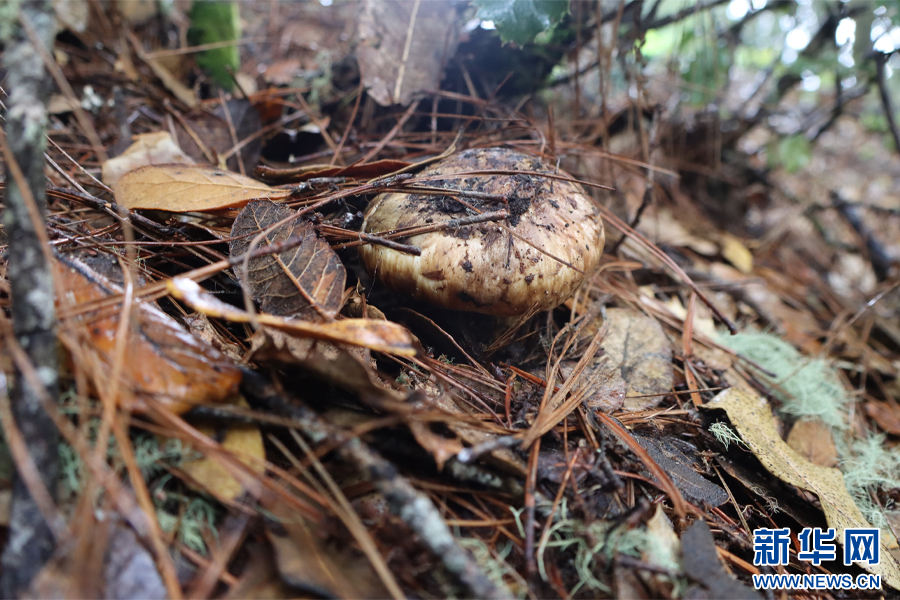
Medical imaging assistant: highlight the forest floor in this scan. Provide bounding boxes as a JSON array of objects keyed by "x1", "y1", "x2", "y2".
[{"x1": 1, "y1": 1, "x2": 900, "y2": 599}]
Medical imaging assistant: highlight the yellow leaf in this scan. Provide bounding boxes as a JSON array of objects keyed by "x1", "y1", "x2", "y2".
[
  {"x1": 114, "y1": 164, "x2": 289, "y2": 212},
  {"x1": 181, "y1": 398, "x2": 265, "y2": 502},
  {"x1": 720, "y1": 234, "x2": 753, "y2": 274},
  {"x1": 704, "y1": 388, "x2": 900, "y2": 590}
]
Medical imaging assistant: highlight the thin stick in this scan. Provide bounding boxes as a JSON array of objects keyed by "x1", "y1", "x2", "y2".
[{"x1": 393, "y1": 0, "x2": 422, "y2": 103}]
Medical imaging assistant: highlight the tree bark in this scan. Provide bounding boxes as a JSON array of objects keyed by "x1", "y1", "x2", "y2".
[{"x1": 0, "y1": 0, "x2": 60, "y2": 595}]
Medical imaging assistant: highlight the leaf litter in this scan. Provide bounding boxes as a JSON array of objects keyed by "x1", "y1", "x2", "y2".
[{"x1": 3, "y1": 2, "x2": 900, "y2": 598}]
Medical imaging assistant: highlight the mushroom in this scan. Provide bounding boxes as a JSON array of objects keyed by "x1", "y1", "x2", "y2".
[{"x1": 359, "y1": 148, "x2": 605, "y2": 316}]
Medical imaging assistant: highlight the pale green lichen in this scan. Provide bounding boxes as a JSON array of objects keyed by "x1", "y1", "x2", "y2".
[
  {"x1": 719, "y1": 330, "x2": 900, "y2": 540},
  {"x1": 718, "y1": 331, "x2": 849, "y2": 428},
  {"x1": 709, "y1": 421, "x2": 746, "y2": 450},
  {"x1": 0, "y1": 0, "x2": 22, "y2": 42}
]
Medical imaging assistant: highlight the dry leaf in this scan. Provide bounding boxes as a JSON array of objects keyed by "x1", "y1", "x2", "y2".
[
  {"x1": 720, "y1": 233, "x2": 754, "y2": 274},
  {"x1": 230, "y1": 200, "x2": 345, "y2": 320},
  {"x1": 865, "y1": 401, "x2": 900, "y2": 436},
  {"x1": 168, "y1": 278, "x2": 417, "y2": 356},
  {"x1": 787, "y1": 418, "x2": 838, "y2": 467},
  {"x1": 180, "y1": 398, "x2": 266, "y2": 502},
  {"x1": 263, "y1": 495, "x2": 390, "y2": 599},
  {"x1": 247, "y1": 327, "x2": 405, "y2": 404},
  {"x1": 704, "y1": 388, "x2": 900, "y2": 590},
  {"x1": 102, "y1": 132, "x2": 195, "y2": 188},
  {"x1": 357, "y1": 0, "x2": 460, "y2": 106},
  {"x1": 114, "y1": 164, "x2": 289, "y2": 212},
  {"x1": 173, "y1": 99, "x2": 263, "y2": 173},
  {"x1": 56, "y1": 252, "x2": 242, "y2": 414},
  {"x1": 597, "y1": 308, "x2": 673, "y2": 412}
]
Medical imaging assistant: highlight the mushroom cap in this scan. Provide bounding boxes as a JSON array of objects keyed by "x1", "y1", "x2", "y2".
[{"x1": 359, "y1": 148, "x2": 605, "y2": 316}]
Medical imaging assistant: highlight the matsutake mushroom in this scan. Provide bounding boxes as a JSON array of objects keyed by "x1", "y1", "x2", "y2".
[{"x1": 359, "y1": 148, "x2": 605, "y2": 316}]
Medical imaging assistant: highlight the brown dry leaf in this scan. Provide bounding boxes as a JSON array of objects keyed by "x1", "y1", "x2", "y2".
[
  {"x1": 255, "y1": 158, "x2": 412, "y2": 183},
  {"x1": 263, "y1": 495, "x2": 390, "y2": 599},
  {"x1": 262, "y1": 58, "x2": 301, "y2": 86},
  {"x1": 357, "y1": 0, "x2": 460, "y2": 106},
  {"x1": 101, "y1": 132, "x2": 195, "y2": 188},
  {"x1": 787, "y1": 418, "x2": 838, "y2": 467},
  {"x1": 168, "y1": 278, "x2": 417, "y2": 356},
  {"x1": 114, "y1": 164, "x2": 289, "y2": 212},
  {"x1": 248, "y1": 327, "x2": 404, "y2": 404},
  {"x1": 224, "y1": 541, "x2": 299, "y2": 599},
  {"x1": 230, "y1": 200, "x2": 345, "y2": 320},
  {"x1": 180, "y1": 398, "x2": 266, "y2": 501},
  {"x1": 173, "y1": 99, "x2": 263, "y2": 173},
  {"x1": 56, "y1": 252, "x2": 242, "y2": 414},
  {"x1": 183, "y1": 312, "x2": 244, "y2": 362},
  {"x1": 704, "y1": 388, "x2": 900, "y2": 590},
  {"x1": 559, "y1": 360, "x2": 625, "y2": 412},
  {"x1": 143, "y1": 55, "x2": 198, "y2": 108},
  {"x1": 865, "y1": 401, "x2": 900, "y2": 435},
  {"x1": 599, "y1": 308, "x2": 673, "y2": 412}
]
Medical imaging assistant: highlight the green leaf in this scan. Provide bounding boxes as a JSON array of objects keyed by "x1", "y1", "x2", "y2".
[
  {"x1": 474, "y1": 0, "x2": 569, "y2": 44},
  {"x1": 188, "y1": 0, "x2": 241, "y2": 89},
  {"x1": 771, "y1": 135, "x2": 812, "y2": 174}
]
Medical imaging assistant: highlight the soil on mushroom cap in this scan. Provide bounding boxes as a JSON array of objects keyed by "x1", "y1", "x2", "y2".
[{"x1": 410, "y1": 147, "x2": 557, "y2": 227}]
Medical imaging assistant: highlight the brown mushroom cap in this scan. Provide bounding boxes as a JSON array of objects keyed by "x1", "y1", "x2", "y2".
[{"x1": 359, "y1": 148, "x2": 605, "y2": 316}]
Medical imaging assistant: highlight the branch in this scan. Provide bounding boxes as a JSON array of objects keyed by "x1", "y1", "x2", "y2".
[
  {"x1": 0, "y1": 0, "x2": 60, "y2": 596},
  {"x1": 240, "y1": 370, "x2": 514, "y2": 600},
  {"x1": 874, "y1": 52, "x2": 900, "y2": 157}
]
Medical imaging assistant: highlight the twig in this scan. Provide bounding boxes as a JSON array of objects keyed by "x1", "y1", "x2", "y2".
[
  {"x1": 831, "y1": 191, "x2": 894, "y2": 281},
  {"x1": 874, "y1": 52, "x2": 900, "y2": 157},
  {"x1": 393, "y1": 0, "x2": 421, "y2": 103},
  {"x1": 0, "y1": 2, "x2": 62, "y2": 593},
  {"x1": 240, "y1": 370, "x2": 513, "y2": 600}
]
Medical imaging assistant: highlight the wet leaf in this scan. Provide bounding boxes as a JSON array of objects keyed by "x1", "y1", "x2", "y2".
[
  {"x1": 704, "y1": 388, "x2": 900, "y2": 590},
  {"x1": 357, "y1": 0, "x2": 461, "y2": 106},
  {"x1": 101, "y1": 131, "x2": 195, "y2": 188},
  {"x1": 474, "y1": 0, "x2": 568, "y2": 44},
  {"x1": 263, "y1": 495, "x2": 390, "y2": 599},
  {"x1": 56, "y1": 252, "x2": 242, "y2": 414},
  {"x1": 633, "y1": 433, "x2": 729, "y2": 508},
  {"x1": 180, "y1": 398, "x2": 266, "y2": 501},
  {"x1": 230, "y1": 200, "x2": 345, "y2": 320},
  {"x1": 168, "y1": 278, "x2": 416, "y2": 356},
  {"x1": 114, "y1": 164, "x2": 289, "y2": 212}
]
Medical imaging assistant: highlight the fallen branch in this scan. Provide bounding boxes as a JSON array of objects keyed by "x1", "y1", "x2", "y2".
[
  {"x1": 240, "y1": 369, "x2": 513, "y2": 600},
  {"x1": 0, "y1": 1, "x2": 61, "y2": 595}
]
